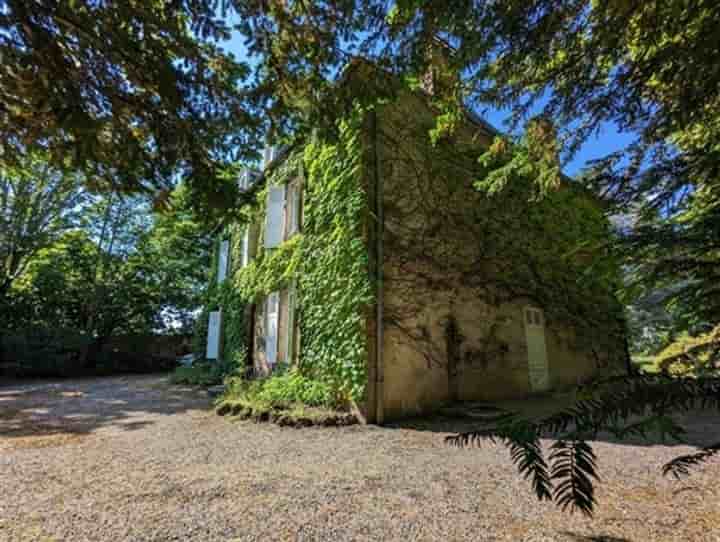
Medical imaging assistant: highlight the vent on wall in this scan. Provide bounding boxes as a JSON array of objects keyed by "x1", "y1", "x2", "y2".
[{"x1": 525, "y1": 307, "x2": 544, "y2": 327}]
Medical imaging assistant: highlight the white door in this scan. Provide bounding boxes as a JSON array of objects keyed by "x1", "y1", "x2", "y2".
[
  {"x1": 266, "y1": 292, "x2": 279, "y2": 367},
  {"x1": 524, "y1": 307, "x2": 550, "y2": 392},
  {"x1": 206, "y1": 310, "x2": 222, "y2": 360}
]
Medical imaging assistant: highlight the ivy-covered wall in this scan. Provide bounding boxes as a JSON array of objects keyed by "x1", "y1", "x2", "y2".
[{"x1": 198, "y1": 114, "x2": 372, "y2": 403}]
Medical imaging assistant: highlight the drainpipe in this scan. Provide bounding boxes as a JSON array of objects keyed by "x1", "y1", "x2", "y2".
[{"x1": 370, "y1": 110, "x2": 384, "y2": 425}]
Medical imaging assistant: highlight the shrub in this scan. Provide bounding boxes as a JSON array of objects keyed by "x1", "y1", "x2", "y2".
[
  {"x1": 653, "y1": 325, "x2": 720, "y2": 376},
  {"x1": 221, "y1": 368, "x2": 337, "y2": 409},
  {"x1": 255, "y1": 369, "x2": 334, "y2": 407},
  {"x1": 215, "y1": 369, "x2": 356, "y2": 426},
  {"x1": 1, "y1": 327, "x2": 90, "y2": 377}
]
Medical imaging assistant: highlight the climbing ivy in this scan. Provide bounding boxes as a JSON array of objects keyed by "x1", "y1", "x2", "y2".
[
  {"x1": 297, "y1": 120, "x2": 373, "y2": 401},
  {"x1": 196, "y1": 112, "x2": 372, "y2": 403}
]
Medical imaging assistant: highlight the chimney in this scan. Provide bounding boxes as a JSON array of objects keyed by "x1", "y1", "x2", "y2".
[{"x1": 420, "y1": 37, "x2": 459, "y2": 96}]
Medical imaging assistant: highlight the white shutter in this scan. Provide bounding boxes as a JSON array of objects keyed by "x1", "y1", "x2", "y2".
[
  {"x1": 206, "y1": 310, "x2": 222, "y2": 360},
  {"x1": 241, "y1": 227, "x2": 250, "y2": 267},
  {"x1": 286, "y1": 283, "x2": 296, "y2": 363},
  {"x1": 217, "y1": 240, "x2": 229, "y2": 283},
  {"x1": 287, "y1": 184, "x2": 300, "y2": 235},
  {"x1": 265, "y1": 186, "x2": 285, "y2": 248},
  {"x1": 266, "y1": 292, "x2": 279, "y2": 366}
]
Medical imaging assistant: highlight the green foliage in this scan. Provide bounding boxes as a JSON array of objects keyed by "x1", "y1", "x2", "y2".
[
  {"x1": 7, "y1": 185, "x2": 210, "y2": 337},
  {"x1": 223, "y1": 368, "x2": 335, "y2": 408},
  {"x1": 1, "y1": 154, "x2": 86, "y2": 297},
  {"x1": 653, "y1": 325, "x2": 720, "y2": 377},
  {"x1": 297, "y1": 120, "x2": 373, "y2": 400},
  {"x1": 0, "y1": 326, "x2": 91, "y2": 377},
  {"x1": 216, "y1": 372, "x2": 357, "y2": 426},
  {"x1": 1, "y1": 1, "x2": 262, "y2": 204},
  {"x1": 202, "y1": 116, "x2": 372, "y2": 403},
  {"x1": 2, "y1": 162, "x2": 210, "y2": 375}
]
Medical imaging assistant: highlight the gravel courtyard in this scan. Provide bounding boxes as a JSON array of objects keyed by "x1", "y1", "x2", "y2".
[{"x1": 1, "y1": 375, "x2": 718, "y2": 542}]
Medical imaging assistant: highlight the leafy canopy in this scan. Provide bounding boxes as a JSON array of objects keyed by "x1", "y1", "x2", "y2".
[{"x1": 0, "y1": 0, "x2": 262, "y2": 209}]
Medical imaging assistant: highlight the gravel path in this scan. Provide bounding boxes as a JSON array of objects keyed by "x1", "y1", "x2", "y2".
[{"x1": 1, "y1": 375, "x2": 719, "y2": 541}]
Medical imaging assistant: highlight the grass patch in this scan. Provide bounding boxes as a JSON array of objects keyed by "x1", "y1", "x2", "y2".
[{"x1": 215, "y1": 369, "x2": 357, "y2": 427}]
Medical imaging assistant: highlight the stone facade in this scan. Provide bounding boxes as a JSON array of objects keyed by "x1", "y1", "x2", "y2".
[
  {"x1": 220, "y1": 81, "x2": 627, "y2": 422},
  {"x1": 364, "y1": 91, "x2": 626, "y2": 421}
]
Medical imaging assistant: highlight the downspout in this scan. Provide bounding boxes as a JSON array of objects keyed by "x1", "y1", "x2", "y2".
[{"x1": 370, "y1": 110, "x2": 385, "y2": 425}]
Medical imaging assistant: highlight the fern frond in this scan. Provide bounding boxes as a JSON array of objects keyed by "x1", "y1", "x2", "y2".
[
  {"x1": 447, "y1": 418, "x2": 552, "y2": 501},
  {"x1": 550, "y1": 440, "x2": 598, "y2": 517},
  {"x1": 447, "y1": 374, "x2": 720, "y2": 515}
]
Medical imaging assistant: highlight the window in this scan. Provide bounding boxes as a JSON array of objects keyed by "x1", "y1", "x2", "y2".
[
  {"x1": 239, "y1": 168, "x2": 259, "y2": 191},
  {"x1": 285, "y1": 283, "x2": 297, "y2": 364},
  {"x1": 263, "y1": 146, "x2": 280, "y2": 169},
  {"x1": 524, "y1": 307, "x2": 544, "y2": 327},
  {"x1": 241, "y1": 227, "x2": 250, "y2": 267}
]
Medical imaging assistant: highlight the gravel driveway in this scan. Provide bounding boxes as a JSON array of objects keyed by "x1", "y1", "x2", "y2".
[{"x1": 1, "y1": 375, "x2": 718, "y2": 541}]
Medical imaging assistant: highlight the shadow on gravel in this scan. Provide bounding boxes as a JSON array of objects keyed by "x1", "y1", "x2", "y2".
[
  {"x1": 561, "y1": 533, "x2": 632, "y2": 542},
  {"x1": 0, "y1": 374, "x2": 212, "y2": 443},
  {"x1": 384, "y1": 398, "x2": 720, "y2": 450}
]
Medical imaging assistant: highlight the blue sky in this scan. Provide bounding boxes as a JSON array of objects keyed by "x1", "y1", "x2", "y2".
[{"x1": 223, "y1": 33, "x2": 634, "y2": 177}]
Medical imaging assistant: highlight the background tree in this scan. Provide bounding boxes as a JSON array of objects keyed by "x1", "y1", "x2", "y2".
[
  {"x1": 0, "y1": 154, "x2": 85, "y2": 299},
  {"x1": 2, "y1": 166, "x2": 211, "y2": 371}
]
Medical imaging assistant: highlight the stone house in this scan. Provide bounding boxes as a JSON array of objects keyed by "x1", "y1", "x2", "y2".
[{"x1": 206, "y1": 68, "x2": 627, "y2": 423}]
